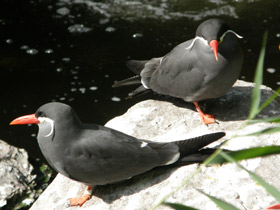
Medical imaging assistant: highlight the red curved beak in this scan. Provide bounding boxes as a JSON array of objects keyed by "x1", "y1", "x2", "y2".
[
  {"x1": 209, "y1": 40, "x2": 219, "y2": 61},
  {"x1": 10, "y1": 114, "x2": 40, "y2": 125}
]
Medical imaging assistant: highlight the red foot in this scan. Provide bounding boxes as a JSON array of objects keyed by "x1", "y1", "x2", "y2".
[
  {"x1": 267, "y1": 204, "x2": 280, "y2": 209},
  {"x1": 199, "y1": 112, "x2": 215, "y2": 125},
  {"x1": 69, "y1": 194, "x2": 91, "y2": 206},
  {"x1": 193, "y1": 102, "x2": 216, "y2": 125}
]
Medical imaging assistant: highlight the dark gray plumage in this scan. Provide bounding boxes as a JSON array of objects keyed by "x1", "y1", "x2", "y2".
[
  {"x1": 11, "y1": 102, "x2": 225, "y2": 186},
  {"x1": 113, "y1": 19, "x2": 243, "y2": 124}
]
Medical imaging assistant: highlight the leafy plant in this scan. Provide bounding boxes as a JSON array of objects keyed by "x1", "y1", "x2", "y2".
[{"x1": 155, "y1": 30, "x2": 280, "y2": 210}]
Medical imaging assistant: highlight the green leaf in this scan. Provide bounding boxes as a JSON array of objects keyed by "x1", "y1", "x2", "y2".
[
  {"x1": 164, "y1": 202, "x2": 199, "y2": 210},
  {"x1": 243, "y1": 127, "x2": 280, "y2": 136},
  {"x1": 198, "y1": 190, "x2": 240, "y2": 210},
  {"x1": 220, "y1": 152, "x2": 280, "y2": 202},
  {"x1": 257, "y1": 86, "x2": 280, "y2": 114},
  {"x1": 247, "y1": 116, "x2": 280, "y2": 125},
  {"x1": 207, "y1": 146, "x2": 280, "y2": 165},
  {"x1": 248, "y1": 30, "x2": 268, "y2": 120}
]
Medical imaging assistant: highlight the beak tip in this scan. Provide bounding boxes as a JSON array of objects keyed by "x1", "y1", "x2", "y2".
[
  {"x1": 209, "y1": 40, "x2": 219, "y2": 62},
  {"x1": 10, "y1": 119, "x2": 18, "y2": 125},
  {"x1": 9, "y1": 114, "x2": 39, "y2": 125}
]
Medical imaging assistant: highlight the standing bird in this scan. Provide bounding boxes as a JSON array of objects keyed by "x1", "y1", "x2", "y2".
[
  {"x1": 113, "y1": 18, "x2": 243, "y2": 124},
  {"x1": 10, "y1": 102, "x2": 225, "y2": 206}
]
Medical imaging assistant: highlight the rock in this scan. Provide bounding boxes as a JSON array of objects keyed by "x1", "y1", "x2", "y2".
[
  {"x1": 0, "y1": 140, "x2": 35, "y2": 209},
  {"x1": 30, "y1": 80, "x2": 280, "y2": 210},
  {"x1": 0, "y1": 140, "x2": 54, "y2": 210}
]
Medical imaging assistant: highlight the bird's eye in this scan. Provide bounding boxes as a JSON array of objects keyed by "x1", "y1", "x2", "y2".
[{"x1": 37, "y1": 111, "x2": 46, "y2": 118}]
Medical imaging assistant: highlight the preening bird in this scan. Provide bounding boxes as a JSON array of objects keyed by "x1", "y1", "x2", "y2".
[{"x1": 113, "y1": 18, "x2": 243, "y2": 124}]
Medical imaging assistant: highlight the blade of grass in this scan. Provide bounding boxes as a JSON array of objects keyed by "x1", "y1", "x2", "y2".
[
  {"x1": 198, "y1": 190, "x2": 241, "y2": 210},
  {"x1": 242, "y1": 127, "x2": 280, "y2": 136},
  {"x1": 247, "y1": 116, "x2": 280, "y2": 125},
  {"x1": 207, "y1": 146, "x2": 280, "y2": 165},
  {"x1": 220, "y1": 152, "x2": 280, "y2": 202},
  {"x1": 164, "y1": 202, "x2": 199, "y2": 210},
  {"x1": 248, "y1": 30, "x2": 268, "y2": 120},
  {"x1": 152, "y1": 167, "x2": 202, "y2": 210},
  {"x1": 257, "y1": 87, "x2": 280, "y2": 114}
]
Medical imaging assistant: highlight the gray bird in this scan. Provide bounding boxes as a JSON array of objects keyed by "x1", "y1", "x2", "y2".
[
  {"x1": 113, "y1": 18, "x2": 243, "y2": 124},
  {"x1": 10, "y1": 102, "x2": 225, "y2": 206}
]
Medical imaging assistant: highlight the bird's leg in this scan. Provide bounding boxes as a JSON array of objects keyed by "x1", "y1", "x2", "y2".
[
  {"x1": 267, "y1": 204, "x2": 280, "y2": 209},
  {"x1": 69, "y1": 186, "x2": 93, "y2": 206},
  {"x1": 193, "y1": 102, "x2": 215, "y2": 125}
]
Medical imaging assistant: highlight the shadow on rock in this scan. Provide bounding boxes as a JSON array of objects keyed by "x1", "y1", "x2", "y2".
[
  {"x1": 92, "y1": 149, "x2": 217, "y2": 204},
  {"x1": 92, "y1": 166, "x2": 177, "y2": 204},
  {"x1": 153, "y1": 85, "x2": 278, "y2": 123}
]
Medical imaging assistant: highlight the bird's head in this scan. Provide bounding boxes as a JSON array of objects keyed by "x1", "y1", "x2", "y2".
[
  {"x1": 187, "y1": 18, "x2": 242, "y2": 61},
  {"x1": 10, "y1": 102, "x2": 80, "y2": 138}
]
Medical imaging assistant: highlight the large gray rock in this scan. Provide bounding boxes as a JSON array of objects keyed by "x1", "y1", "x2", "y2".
[
  {"x1": 0, "y1": 140, "x2": 36, "y2": 208},
  {"x1": 30, "y1": 80, "x2": 280, "y2": 210}
]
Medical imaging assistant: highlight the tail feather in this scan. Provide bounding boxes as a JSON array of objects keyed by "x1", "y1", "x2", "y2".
[
  {"x1": 113, "y1": 59, "x2": 160, "y2": 98},
  {"x1": 171, "y1": 148, "x2": 216, "y2": 166},
  {"x1": 169, "y1": 148, "x2": 230, "y2": 167},
  {"x1": 127, "y1": 86, "x2": 151, "y2": 98},
  {"x1": 174, "y1": 132, "x2": 225, "y2": 157},
  {"x1": 126, "y1": 60, "x2": 149, "y2": 74},
  {"x1": 112, "y1": 76, "x2": 141, "y2": 88}
]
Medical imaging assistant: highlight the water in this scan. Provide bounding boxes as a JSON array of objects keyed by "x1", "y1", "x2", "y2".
[{"x1": 1, "y1": 0, "x2": 280, "y2": 161}]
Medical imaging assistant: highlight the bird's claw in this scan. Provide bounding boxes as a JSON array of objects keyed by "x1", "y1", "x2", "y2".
[
  {"x1": 199, "y1": 113, "x2": 216, "y2": 125},
  {"x1": 69, "y1": 194, "x2": 91, "y2": 206}
]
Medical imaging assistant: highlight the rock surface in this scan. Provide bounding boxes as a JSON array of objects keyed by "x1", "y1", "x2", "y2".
[
  {"x1": 30, "y1": 80, "x2": 280, "y2": 210},
  {"x1": 0, "y1": 140, "x2": 36, "y2": 209}
]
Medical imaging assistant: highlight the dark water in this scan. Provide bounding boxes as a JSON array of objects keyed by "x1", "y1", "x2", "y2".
[{"x1": 1, "y1": 0, "x2": 280, "y2": 161}]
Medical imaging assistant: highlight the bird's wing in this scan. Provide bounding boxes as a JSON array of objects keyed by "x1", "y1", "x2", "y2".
[
  {"x1": 139, "y1": 57, "x2": 163, "y2": 88},
  {"x1": 112, "y1": 58, "x2": 161, "y2": 98},
  {"x1": 126, "y1": 60, "x2": 150, "y2": 75},
  {"x1": 63, "y1": 125, "x2": 179, "y2": 185},
  {"x1": 173, "y1": 132, "x2": 225, "y2": 157},
  {"x1": 146, "y1": 40, "x2": 208, "y2": 100}
]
